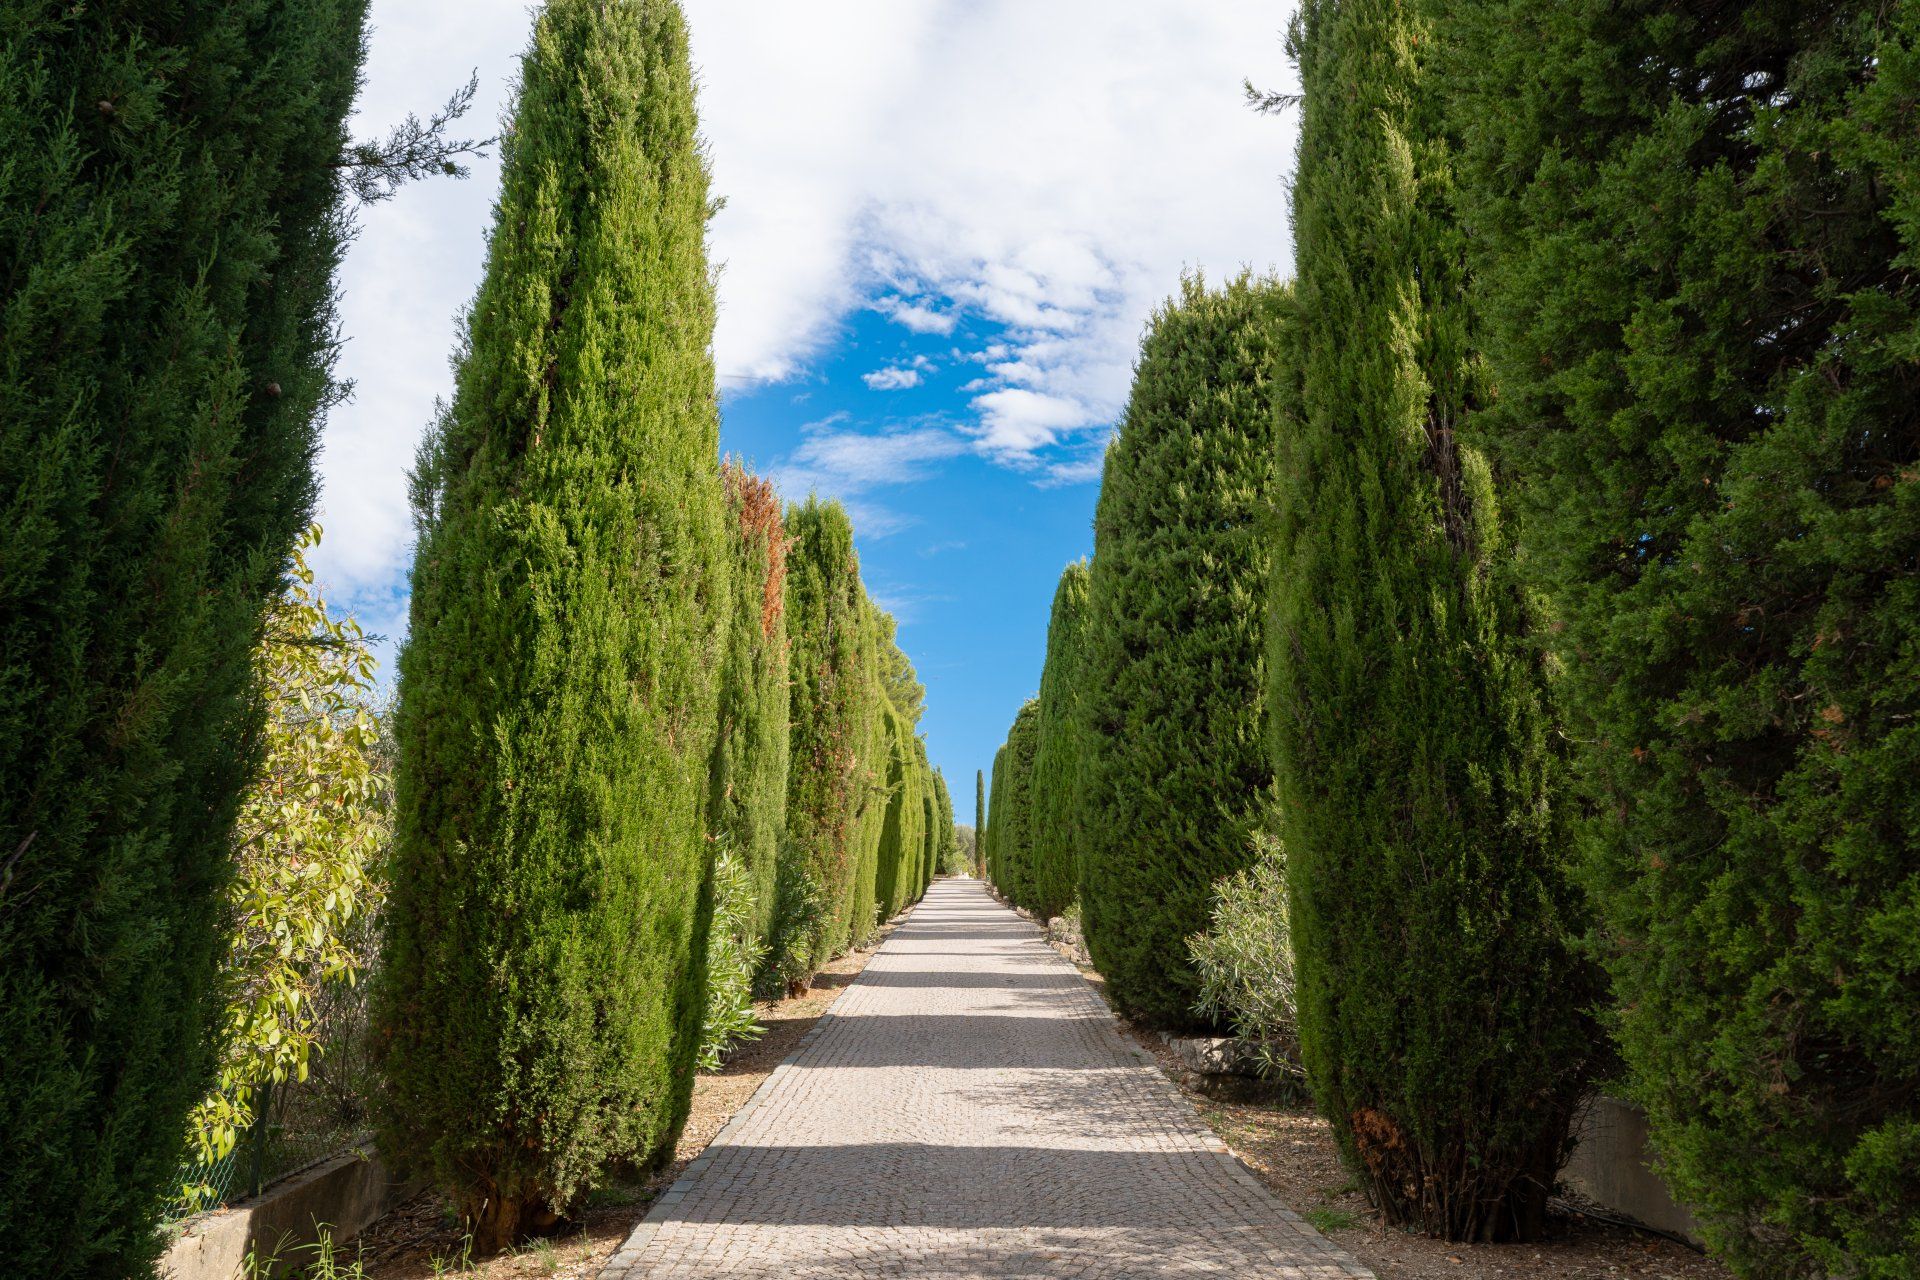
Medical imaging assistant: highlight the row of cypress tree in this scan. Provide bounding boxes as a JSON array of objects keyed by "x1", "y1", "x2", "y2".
[
  {"x1": 988, "y1": 1, "x2": 1916, "y2": 1269},
  {"x1": 1, "y1": 2, "x2": 373, "y2": 1273},
  {"x1": 0, "y1": 0, "x2": 953, "y2": 1266},
  {"x1": 378, "y1": 0, "x2": 950, "y2": 1246}
]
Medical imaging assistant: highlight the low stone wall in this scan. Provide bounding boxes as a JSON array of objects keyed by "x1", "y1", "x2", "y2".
[
  {"x1": 162, "y1": 1146, "x2": 408, "y2": 1280},
  {"x1": 1565, "y1": 1096, "x2": 1702, "y2": 1246}
]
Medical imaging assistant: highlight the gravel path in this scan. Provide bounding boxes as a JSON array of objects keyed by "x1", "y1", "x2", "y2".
[{"x1": 601, "y1": 877, "x2": 1372, "y2": 1279}]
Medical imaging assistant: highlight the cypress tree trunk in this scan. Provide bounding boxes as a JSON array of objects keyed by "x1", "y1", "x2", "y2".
[
  {"x1": 1076, "y1": 274, "x2": 1283, "y2": 1030},
  {"x1": 711, "y1": 462, "x2": 791, "y2": 946},
  {"x1": 1028, "y1": 561, "x2": 1091, "y2": 920},
  {"x1": 784, "y1": 498, "x2": 867, "y2": 969},
  {"x1": 1272, "y1": 0, "x2": 1596, "y2": 1242},
  {"x1": 1450, "y1": 2, "x2": 1920, "y2": 1270},
  {"x1": 377, "y1": 0, "x2": 728, "y2": 1248},
  {"x1": 0, "y1": 3, "x2": 366, "y2": 1271}
]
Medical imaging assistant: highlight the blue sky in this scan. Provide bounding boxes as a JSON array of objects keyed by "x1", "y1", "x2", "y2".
[
  {"x1": 314, "y1": 0, "x2": 1299, "y2": 817},
  {"x1": 723, "y1": 306, "x2": 1105, "y2": 806}
]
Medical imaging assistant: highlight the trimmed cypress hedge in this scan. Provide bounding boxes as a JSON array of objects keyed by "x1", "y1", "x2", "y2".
[
  {"x1": 1271, "y1": 0, "x2": 1597, "y2": 1242},
  {"x1": 784, "y1": 497, "x2": 868, "y2": 970},
  {"x1": 871, "y1": 697, "x2": 923, "y2": 926},
  {"x1": 1027, "y1": 561, "x2": 1092, "y2": 920},
  {"x1": 711, "y1": 462, "x2": 790, "y2": 946},
  {"x1": 377, "y1": 0, "x2": 728, "y2": 1247},
  {"x1": 843, "y1": 600, "x2": 891, "y2": 949},
  {"x1": 1450, "y1": 3, "x2": 1920, "y2": 1270},
  {"x1": 931, "y1": 767, "x2": 958, "y2": 879},
  {"x1": 1075, "y1": 274, "x2": 1282, "y2": 1031},
  {"x1": 0, "y1": 3, "x2": 367, "y2": 1271},
  {"x1": 991, "y1": 700, "x2": 1042, "y2": 903}
]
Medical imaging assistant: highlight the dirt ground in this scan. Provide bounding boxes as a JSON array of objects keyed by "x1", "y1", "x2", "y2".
[
  {"x1": 1123, "y1": 1028, "x2": 1730, "y2": 1280},
  {"x1": 317, "y1": 930, "x2": 893, "y2": 1280},
  {"x1": 1048, "y1": 950, "x2": 1731, "y2": 1276}
]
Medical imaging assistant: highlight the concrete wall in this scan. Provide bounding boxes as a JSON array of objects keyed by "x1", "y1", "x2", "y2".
[
  {"x1": 162, "y1": 1146, "x2": 407, "y2": 1280},
  {"x1": 1565, "y1": 1096, "x2": 1702, "y2": 1245}
]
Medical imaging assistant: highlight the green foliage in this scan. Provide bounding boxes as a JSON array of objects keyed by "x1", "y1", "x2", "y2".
[
  {"x1": 695, "y1": 849, "x2": 767, "y2": 1073},
  {"x1": 1026, "y1": 561, "x2": 1091, "y2": 919},
  {"x1": 870, "y1": 698, "x2": 923, "y2": 929},
  {"x1": 1271, "y1": 0, "x2": 1597, "y2": 1242},
  {"x1": 1076, "y1": 274, "x2": 1282, "y2": 1031},
  {"x1": 758, "y1": 843, "x2": 826, "y2": 1001},
  {"x1": 988, "y1": 701, "x2": 1041, "y2": 905},
  {"x1": 984, "y1": 747, "x2": 1006, "y2": 885},
  {"x1": 783, "y1": 498, "x2": 868, "y2": 969},
  {"x1": 377, "y1": 0, "x2": 727, "y2": 1248},
  {"x1": 975, "y1": 771, "x2": 986, "y2": 875},
  {"x1": 0, "y1": 2, "x2": 367, "y2": 1270},
  {"x1": 1448, "y1": 2, "x2": 1920, "y2": 1271},
  {"x1": 931, "y1": 769, "x2": 961, "y2": 877},
  {"x1": 1188, "y1": 832, "x2": 1299, "y2": 1082},
  {"x1": 711, "y1": 463, "x2": 791, "y2": 946},
  {"x1": 184, "y1": 529, "x2": 389, "y2": 1209}
]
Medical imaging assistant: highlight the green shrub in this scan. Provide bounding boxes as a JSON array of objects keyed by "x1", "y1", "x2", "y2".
[
  {"x1": 1076, "y1": 274, "x2": 1283, "y2": 1030},
  {"x1": 376, "y1": 0, "x2": 728, "y2": 1248},
  {"x1": 0, "y1": 3, "x2": 367, "y2": 1270},
  {"x1": 695, "y1": 848, "x2": 767, "y2": 1072},
  {"x1": 1449, "y1": 3, "x2": 1920, "y2": 1270},
  {"x1": 931, "y1": 768, "x2": 960, "y2": 879},
  {"x1": 1271, "y1": 0, "x2": 1597, "y2": 1242},
  {"x1": 1188, "y1": 832, "x2": 1299, "y2": 1082},
  {"x1": 711, "y1": 462, "x2": 791, "y2": 946},
  {"x1": 184, "y1": 529, "x2": 389, "y2": 1209},
  {"x1": 974, "y1": 771, "x2": 986, "y2": 875},
  {"x1": 1027, "y1": 562, "x2": 1091, "y2": 920},
  {"x1": 758, "y1": 845, "x2": 826, "y2": 1001}
]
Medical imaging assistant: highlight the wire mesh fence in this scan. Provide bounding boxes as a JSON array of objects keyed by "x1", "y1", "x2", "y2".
[{"x1": 164, "y1": 946, "x2": 380, "y2": 1222}]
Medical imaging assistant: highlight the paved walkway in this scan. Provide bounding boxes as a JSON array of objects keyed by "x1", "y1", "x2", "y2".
[{"x1": 602, "y1": 877, "x2": 1371, "y2": 1280}]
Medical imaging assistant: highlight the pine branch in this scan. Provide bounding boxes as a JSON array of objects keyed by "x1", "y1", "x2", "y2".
[
  {"x1": 1244, "y1": 78, "x2": 1302, "y2": 116},
  {"x1": 338, "y1": 71, "x2": 495, "y2": 203}
]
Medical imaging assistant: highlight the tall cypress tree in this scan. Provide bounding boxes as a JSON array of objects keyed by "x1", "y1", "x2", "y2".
[
  {"x1": 1271, "y1": 0, "x2": 1596, "y2": 1242},
  {"x1": 994, "y1": 700, "x2": 1042, "y2": 905},
  {"x1": 710, "y1": 462, "x2": 790, "y2": 945},
  {"x1": 1028, "y1": 561, "x2": 1091, "y2": 919},
  {"x1": 1076, "y1": 274, "x2": 1282, "y2": 1030},
  {"x1": 377, "y1": 0, "x2": 728, "y2": 1248},
  {"x1": 931, "y1": 767, "x2": 957, "y2": 878},
  {"x1": 985, "y1": 744, "x2": 1008, "y2": 889},
  {"x1": 975, "y1": 769, "x2": 987, "y2": 876},
  {"x1": 0, "y1": 3, "x2": 367, "y2": 1272},
  {"x1": 784, "y1": 497, "x2": 867, "y2": 969},
  {"x1": 1450, "y1": 3, "x2": 1920, "y2": 1270}
]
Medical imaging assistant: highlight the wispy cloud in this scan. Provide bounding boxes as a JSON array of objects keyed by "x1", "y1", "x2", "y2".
[
  {"x1": 862, "y1": 366, "x2": 921, "y2": 390},
  {"x1": 861, "y1": 353, "x2": 934, "y2": 391},
  {"x1": 874, "y1": 295, "x2": 958, "y2": 335}
]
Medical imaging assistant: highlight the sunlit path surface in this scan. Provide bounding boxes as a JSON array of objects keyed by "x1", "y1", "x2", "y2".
[{"x1": 601, "y1": 878, "x2": 1370, "y2": 1279}]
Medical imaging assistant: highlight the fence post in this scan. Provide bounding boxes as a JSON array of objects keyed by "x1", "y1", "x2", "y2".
[{"x1": 248, "y1": 1076, "x2": 273, "y2": 1200}]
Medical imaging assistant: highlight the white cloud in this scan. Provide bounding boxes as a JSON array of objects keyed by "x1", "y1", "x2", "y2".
[
  {"x1": 775, "y1": 425, "x2": 966, "y2": 495},
  {"x1": 970, "y1": 388, "x2": 1100, "y2": 461},
  {"x1": 874, "y1": 295, "x2": 958, "y2": 335},
  {"x1": 862, "y1": 367, "x2": 919, "y2": 390},
  {"x1": 316, "y1": 0, "x2": 1297, "y2": 603}
]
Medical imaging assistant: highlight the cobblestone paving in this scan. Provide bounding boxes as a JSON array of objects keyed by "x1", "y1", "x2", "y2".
[{"x1": 602, "y1": 878, "x2": 1372, "y2": 1280}]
